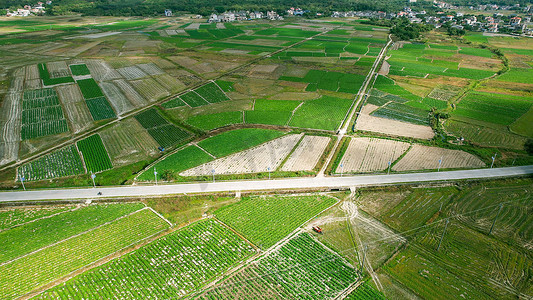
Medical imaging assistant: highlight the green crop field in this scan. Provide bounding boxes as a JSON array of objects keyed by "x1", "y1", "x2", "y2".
[
  {"x1": 194, "y1": 82, "x2": 230, "y2": 103},
  {"x1": 18, "y1": 145, "x2": 85, "y2": 181},
  {"x1": 76, "y1": 134, "x2": 113, "y2": 173},
  {"x1": 39, "y1": 218, "x2": 254, "y2": 299},
  {"x1": 281, "y1": 69, "x2": 365, "y2": 94},
  {"x1": 245, "y1": 99, "x2": 300, "y2": 126},
  {"x1": 197, "y1": 128, "x2": 284, "y2": 158},
  {"x1": 0, "y1": 203, "x2": 144, "y2": 263},
  {"x1": 137, "y1": 145, "x2": 214, "y2": 181},
  {"x1": 371, "y1": 101, "x2": 430, "y2": 125},
  {"x1": 187, "y1": 111, "x2": 243, "y2": 130},
  {"x1": 0, "y1": 208, "x2": 168, "y2": 299},
  {"x1": 38, "y1": 63, "x2": 74, "y2": 86},
  {"x1": 77, "y1": 78, "x2": 104, "y2": 99},
  {"x1": 289, "y1": 96, "x2": 353, "y2": 131},
  {"x1": 20, "y1": 88, "x2": 69, "y2": 139},
  {"x1": 452, "y1": 91, "x2": 532, "y2": 126},
  {"x1": 498, "y1": 68, "x2": 533, "y2": 84},
  {"x1": 179, "y1": 91, "x2": 210, "y2": 107},
  {"x1": 69, "y1": 64, "x2": 91, "y2": 76},
  {"x1": 215, "y1": 195, "x2": 337, "y2": 249},
  {"x1": 202, "y1": 233, "x2": 358, "y2": 299},
  {"x1": 134, "y1": 108, "x2": 191, "y2": 148},
  {"x1": 85, "y1": 96, "x2": 117, "y2": 120},
  {"x1": 161, "y1": 97, "x2": 187, "y2": 109},
  {"x1": 445, "y1": 119, "x2": 527, "y2": 149},
  {"x1": 0, "y1": 206, "x2": 72, "y2": 231}
]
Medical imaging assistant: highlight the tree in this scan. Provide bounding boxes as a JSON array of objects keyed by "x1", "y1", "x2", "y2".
[{"x1": 525, "y1": 139, "x2": 533, "y2": 155}]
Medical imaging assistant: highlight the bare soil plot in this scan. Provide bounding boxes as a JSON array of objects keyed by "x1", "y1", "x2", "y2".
[
  {"x1": 0, "y1": 92, "x2": 22, "y2": 165},
  {"x1": 100, "y1": 118, "x2": 159, "y2": 166},
  {"x1": 281, "y1": 135, "x2": 330, "y2": 171},
  {"x1": 113, "y1": 79, "x2": 147, "y2": 107},
  {"x1": 56, "y1": 84, "x2": 93, "y2": 134},
  {"x1": 130, "y1": 78, "x2": 169, "y2": 102},
  {"x1": 337, "y1": 137, "x2": 410, "y2": 173},
  {"x1": 61, "y1": 41, "x2": 102, "y2": 57},
  {"x1": 99, "y1": 81, "x2": 136, "y2": 115},
  {"x1": 24, "y1": 65, "x2": 40, "y2": 81},
  {"x1": 10, "y1": 75, "x2": 24, "y2": 93},
  {"x1": 24, "y1": 79, "x2": 41, "y2": 90},
  {"x1": 46, "y1": 61, "x2": 70, "y2": 79},
  {"x1": 116, "y1": 66, "x2": 147, "y2": 80},
  {"x1": 356, "y1": 104, "x2": 435, "y2": 140},
  {"x1": 181, "y1": 134, "x2": 302, "y2": 176},
  {"x1": 393, "y1": 144, "x2": 485, "y2": 171},
  {"x1": 85, "y1": 60, "x2": 122, "y2": 82}
]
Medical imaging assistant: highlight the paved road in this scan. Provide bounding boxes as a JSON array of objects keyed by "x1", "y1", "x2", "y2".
[{"x1": 1, "y1": 166, "x2": 531, "y2": 202}]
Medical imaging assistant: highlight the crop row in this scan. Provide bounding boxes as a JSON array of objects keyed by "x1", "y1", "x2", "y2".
[
  {"x1": 76, "y1": 134, "x2": 113, "y2": 173},
  {"x1": 216, "y1": 195, "x2": 337, "y2": 249},
  {"x1": 38, "y1": 218, "x2": 254, "y2": 299},
  {"x1": 38, "y1": 63, "x2": 74, "y2": 86},
  {"x1": 134, "y1": 108, "x2": 191, "y2": 148},
  {"x1": 2, "y1": 208, "x2": 168, "y2": 300},
  {"x1": 18, "y1": 145, "x2": 84, "y2": 181},
  {"x1": 85, "y1": 96, "x2": 117, "y2": 120},
  {"x1": 21, "y1": 120, "x2": 69, "y2": 140}
]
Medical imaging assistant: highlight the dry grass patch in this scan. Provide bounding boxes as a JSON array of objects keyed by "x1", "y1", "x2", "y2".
[
  {"x1": 99, "y1": 81, "x2": 136, "y2": 115},
  {"x1": 337, "y1": 137, "x2": 410, "y2": 173},
  {"x1": 56, "y1": 84, "x2": 93, "y2": 134},
  {"x1": 130, "y1": 78, "x2": 169, "y2": 102},
  {"x1": 393, "y1": 144, "x2": 485, "y2": 171},
  {"x1": 86, "y1": 60, "x2": 122, "y2": 81}
]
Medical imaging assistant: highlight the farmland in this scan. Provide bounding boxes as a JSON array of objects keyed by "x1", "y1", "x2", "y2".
[
  {"x1": 215, "y1": 194, "x2": 337, "y2": 249},
  {"x1": 197, "y1": 128, "x2": 284, "y2": 158},
  {"x1": 18, "y1": 145, "x2": 84, "y2": 181},
  {"x1": 39, "y1": 218, "x2": 254, "y2": 299},
  {"x1": 392, "y1": 144, "x2": 485, "y2": 171},
  {"x1": 134, "y1": 108, "x2": 191, "y2": 148},
  {"x1": 0, "y1": 204, "x2": 169, "y2": 299},
  {"x1": 281, "y1": 135, "x2": 330, "y2": 171},
  {"x1": 76, "y1": 134, "x2": 113, "y2": 173},
  {"x1": 21, "y1": 88, "x2": 69, "y2": 140}
]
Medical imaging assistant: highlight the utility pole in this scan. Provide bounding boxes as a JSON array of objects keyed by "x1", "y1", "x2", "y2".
[
  {"x1": 211, "y1": 169, "x2": 215, "y2": 183},
  {"x1": 267, "y1": 167, "x2": 271, "y2": 180},
  {"x1": 90, "y1": 173, "x2": 96, "y2": 188},
  {"x1": 154, "y1": 168, "x2": 158, "y2": 186},
  {"x1": 438, "y1": 157, "x2": 442, "y2": 172},
  {"x1": 19, "y1": 175, "x2": 26, "y2": 191},
  {"x1": 491, "y1": 153, "x2": 497, "y2": 168},
  {"x1": 437, "y1": 219, "x2": 450, "y2": 251},
  {"x1": 388, "y1": 161, "x2": 391, "y2": 175},
  {"x1": 489, "y1": 204, "x2": 503, "y2": 235},
  {"x1": 340, "y1": 163, "x2": 344, "y2": 177}
]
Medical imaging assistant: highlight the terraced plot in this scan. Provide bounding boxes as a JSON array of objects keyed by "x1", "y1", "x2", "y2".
[
  {"x1": 134, "y1": 108, "x2": 190, "y2": 148},
  {"x1": 1, "y1": 208, "x2": 168, "y2": 300},
  {"x1": 180, "y1": 134, "x2": 301, "y2": 176},
  {"x1": 18, "y1": 145, "x2": 84, "y2": 181},
  {"x1": 215, "y1": 194, "x2": 337, "y2": 249},
  {"x1": 38, "y1": 218, "x2": 254, "y2": 299},
  {"x1": 76, "y1": 134, "x2": 113, "y2": 173},
  {"x1": 338, "y1": 137, "x2": 410, "y2": 173}
]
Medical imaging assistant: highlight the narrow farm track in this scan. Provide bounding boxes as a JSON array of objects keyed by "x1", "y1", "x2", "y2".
[
  {"x1": 1, "y1": 165, "x2": 531, "y2": 202},
  {"x1": 0, "y1": 27, "x2": 338, "y2": 173}
]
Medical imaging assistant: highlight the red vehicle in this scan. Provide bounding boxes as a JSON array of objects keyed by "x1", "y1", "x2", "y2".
[{"x1": 312, "y1": 226, "x2": 323, "y2": 234}]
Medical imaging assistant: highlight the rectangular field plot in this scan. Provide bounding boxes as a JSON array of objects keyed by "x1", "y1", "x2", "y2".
[
  {"x1": 38, "y1": 63, "x2": 74, "y2": 86},
  {"x1": 201, "y1": 233, "x2": 358, "y2": 299},
  {"x1": 0, "y1": 206, "x2": 72, "y2": 231},
  {"x1": 194, "y1": 82, "x2": 230, "y2": 103},
  {"x1": 281, "y1": 69, "x2": 365, "y2": 94},
  {"x1": 21, "y1": 88, "x2": 69, "y2": 140},
  {"x1": 18, "y1": 145, "x2": 84, "y2": 181},
  {"x1": 134, "y1": 108, "x2": 190, "y2": 148},
  {"x1": 77, "y1": 78, "x2": 104, "y2": 99},
  {"x1": 69, "y1": 64, "x2": 91, "y2": 76},
  {"x1": 85, "y1": 96, "x2": 117, "y2": 120},
  {"x1": 56, "y1": 84, "x2": 93, "y2": 133},
  {"x1": 445, "y1": 119, "x2": 527, "y2": 150},
  {"x1": 393, "y1": 144, "x2": 485, "y2": 171},
  {"x1": 0, "y1": 208, "x2": 168, "y2": 300},
  {"x1": 187, "y1": 111, "x2": 243, "y2": 131},
  {"x1": 76, "y1": 134, "x2": 113, "y2": 173},
  {"x1": 38, "y1": 218, "x2": 254, "y2": 299},
  {"x1": 370, "y1": 102, "x2": 430, "y2": 126},
  {"x1": 338, "y1": 138, "x2": 410, "y2": 173},
  {"x1": 0, "y1": 203, "x2": 144, "y2": 263},
  {"x1": 215, "y1": 194, "x2": 337, "y2": 249},
  {"x1": 180, "y1": 134, "x2": 301, "y2": 177},
  {"x1": 289, "y1": 96, "x2": 353, "y2": 131},
  {"x1": 281, "y1": 135, "x2": 330, "y2": 171},
  {"x1": 130, "y1": 78, "x2": 170, "y2": 102},
  {"x1": 245, "y1": 99, "x2": 300, "y2": 126}
]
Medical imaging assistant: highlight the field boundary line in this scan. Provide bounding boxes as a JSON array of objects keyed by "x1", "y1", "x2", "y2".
[
  {"x1": 211, "y1": 80, "x2": 231, "y2": 100},
  {"x1": 0, "y1": 205, "x2": 82, "y2": 233},
  {"x1": 146, "y1": 206, "x2": 173, "y2": 226},
  {"x1": 334, "y1": 280, "x2": 363, "y2": 300},
  {"x1": 23, "y1": 220, "x2": 173, "y2": 300},
  {"x1": 133, "y1": 142, "x2": 192, "y2": 181},
  {"x1": 211, "y1": 216, "x2": 260, "y2": 250},
  {"x1": 0, "y1": 207, "x2": 149, "y2": 267},
  {"x1": 285, "y1": 101, "x2": 304, "y2": 126},
  {"x1": 192, "y1": 142, "x2": 217, "y2": 158}
]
